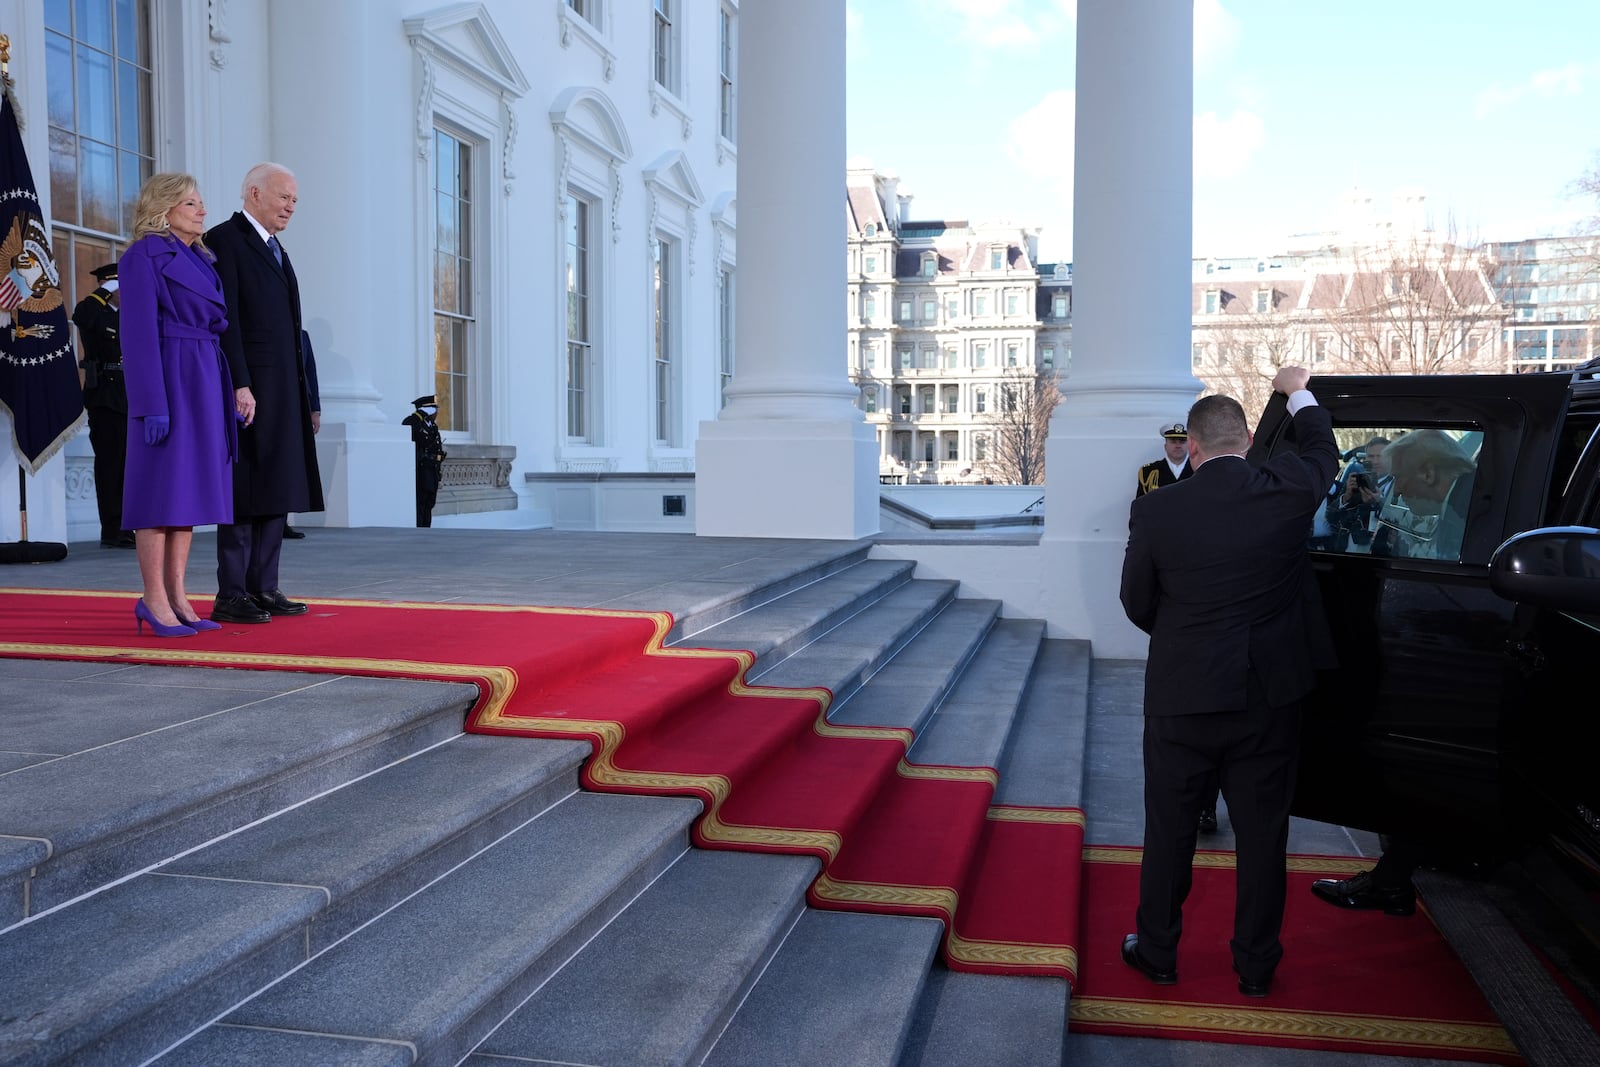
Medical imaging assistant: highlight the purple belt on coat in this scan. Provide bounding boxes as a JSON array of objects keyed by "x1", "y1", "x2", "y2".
[
  {"x1": 162, "y1": 320, "x2": 238, "y2": 463},
  {"x1": 161, "y1": 323, "x2": 218, "y2": 341}
]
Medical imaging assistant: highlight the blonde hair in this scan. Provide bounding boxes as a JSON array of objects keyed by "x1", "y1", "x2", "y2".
[{"x1": 131, "y1": 173, "x2": 209, "y2": 254}]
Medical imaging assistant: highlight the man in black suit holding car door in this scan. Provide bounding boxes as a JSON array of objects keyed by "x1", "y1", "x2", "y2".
[{"x1": 1118, "y1": 365, "x2": 1339, "y2": 999}]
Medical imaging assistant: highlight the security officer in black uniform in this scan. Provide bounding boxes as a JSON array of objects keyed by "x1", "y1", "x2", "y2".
[
  {"x1": 73, "y1": 262, "x2": 134, "y2": 548},
  {"x1": 401, "y1": 394, "x2": 447, "y2": 527}
]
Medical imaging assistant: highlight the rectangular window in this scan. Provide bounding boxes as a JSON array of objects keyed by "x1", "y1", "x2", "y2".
[
  {"x1": 1204, "y1": 290, "x2": 1219, "y2": 314},
  {"x1": 1006, "y1": 293, "x2": 1019, "y2": 316},
  {"x1": 990, "y1": 249, "x2": 1003, "y2": 270},
  {"x1": 973, "y1": 343, "x2": 988, "y2": 368},
  {"x1": 898, "y1": 346, "x2": 912, "y2": 369},
  {"x1": 433, "y1": 128, "x2": 474, "y2": 432},
  {"x1": 653, "y1": 0, "x2": 676, "y2": 92},
  {"x1": 653, "y1": 235, "x2": 674, "y2": 442},
  {"x1": 718, "y1": 267, "x2": 734, "y2": 407},
  {"x1": 974, "y1": 294, "x2": 988, "y2": 316},
  {"x1": 864, "y1": 255, "x2": 876, "y2": 274},
  {"x1": 864, "y1": 345, "x2": 877, "y2": 370},
  {"x1": 1005, "y1": 343, "x2": 1020, "y2": 367},
  {"x1": 921, "y1": 347, "x2": 938, "y2": 370},
  {"x1": 864, "y1": 294, "x2": 876, "y2": 319},
  {"x1": 899, "y1": 299, "x2": 912, "y2": 322},
  {"x1": 1053, "y1": 294, "x2": 1068, "y2": 318},
  {"x1": 1255, "y1": 289, "x2": 1271, "y2": 313},
  {"x1": 975, "y1": 433, "x2": 988, "y2": 460},
  {"x1": 975, "y1": 389, "x2": 988, "y2": 413},
  {"x1": 922, "y1": 256, "x2": 936, "y2": 278},
  {"x1": 945, "y1": 296, "x2": 959, "y2": 319},
  {"x1": 944, "y1": 389, "x2": 958, "y2": 414},
  {"x1": 943, "y1": 345, "x2": 957, "y2": 369},
  {"x1": 565, "y1": 192, "x2": 593, "y2": 440},
  {"x1": 864, "y1": 386, "x2": 878, "y2": 413},
  {"x1": 46, "y1": 0, "x2": 154, "y2": 308},
  {"x1": 1041, "y1": 345, "x2": 1055, "y2": 371},
  {"x1": 1192, "y1": 342, "x2": 1204, "y2": 367},
  {"x1": 946, "y1": 436, "x2": 959, "y2": 461},
  {"x1": 719, "y1": 6, "x2": 735, "y2": 141},
  {"x1": 923, "y1": 299, "x2": 936, "y2": 322},
  {"x1": 919, "y1": 386, "x2": 934, "y2": 413},
  {"x1": 1314, "y1": 335, "x2": 1329, "y2": 363}
]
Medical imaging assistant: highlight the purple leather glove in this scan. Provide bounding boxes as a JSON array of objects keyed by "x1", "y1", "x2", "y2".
[{"x1": 143, "y1": 415, "x2": 170, "y2": 445}]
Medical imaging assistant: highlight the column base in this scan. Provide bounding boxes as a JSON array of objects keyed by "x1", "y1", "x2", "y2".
[
  {"x1": 313, "y1": 422, "x2": 420, "y2": 528},
  {"x1": 695, "y1": 419, "x2": 880, "y2": 540}
]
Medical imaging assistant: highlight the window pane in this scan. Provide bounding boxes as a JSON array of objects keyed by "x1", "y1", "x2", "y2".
[
  {"x1": 46, "y1": 31, "x2": 74, "y2": 128},
  {"x1": 114, "y1": 0, "x2": 141, "y2": 59},
  {"x1": 75, "y1": 0, "x2": 112, "y2": 51},
  {"x1": 49, "y1": 128, "x2": 80, "y2": 225},
  {"x1": 75, "y1": 42, "x2": 115, "y2": 143},
  {"x1": 435, "y1": 191, "x2": 456, "y2": 254},
  {"x1": 118, "y1": 149, "x2": 143, "y2": 233},
  {"x1": 434, "y1": 251, "x2": 457, "y2": 310},
  {"x1": 457, "y1": 257, "x2": 471, "y2": 315},
  {"x1": 46, "y1": 0, "x2": 71, "y2": 33},
  {"x1": 80, "y1": 138, "x2": 117, "y2": 232},
  {"x1": 116, "y1": 60, "x2": 143, "y2": 148},
  {"x1": 457, "y1": 198, "x2": 472, "y2": 259}
]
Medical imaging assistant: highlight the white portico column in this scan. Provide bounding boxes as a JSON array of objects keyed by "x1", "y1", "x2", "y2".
[
  {"x1": 265, "y1": 0, "x2": 411, "y2": 528},
  {"x1": 1040, "y1": 0, "x2": 1202, "y2": 658},
  {"x1": 695, "y1": 0, "x2": 878, "y2": 540}
]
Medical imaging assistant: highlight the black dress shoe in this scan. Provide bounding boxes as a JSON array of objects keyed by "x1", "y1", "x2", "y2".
[
  {"x1": 283, "y1": 525, "x2": 306, "y2": 539},
  {"x1": 251, "y1": 590, "x2": 308, "y2": 616},
  {"x1": 1310, "y1": 870, "x2": 1416, "y2": 916},
  {"x1": 211, "y1": 594, "x2": 272, "y2": 624},
  {"x1": 100, "y1": 532, "x2": 136, "y2": 548},
  {"x1": 1120, "y1": 934, "x2": 1177, "y2": 985},
  {"x1": 1233, "y1": 961, "x2": 1272, "y2": 998},
  {"x1": 1198, "y1": 807, "x2": 1219, "y2": 833}
]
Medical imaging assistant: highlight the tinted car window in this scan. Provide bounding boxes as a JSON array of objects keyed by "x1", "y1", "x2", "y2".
[{"x1": 1312, "y1": 424, "x2": 1482, "y2": 562}]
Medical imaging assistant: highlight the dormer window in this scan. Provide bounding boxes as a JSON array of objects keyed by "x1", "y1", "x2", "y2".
[
  {"x1": 864, "y1": 222, "x2": 876, "y2": 237},
  {"x1": 990, "y1": 247, "x2": 1004, "y2": 271},
  {"x1": 1204, "y1": 290, "x2": 1220, "y2": 315},
  {"x1": 1255, "y1": 288, "x2": 1272, "y2": 313},
  {"x1": 921, "y1": 253, "x2": 937, "y2": 278}
]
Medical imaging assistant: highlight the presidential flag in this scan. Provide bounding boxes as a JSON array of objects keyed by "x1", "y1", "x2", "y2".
[{"x1": 0, "y1": 82, "x2": 84, "y2": 474}]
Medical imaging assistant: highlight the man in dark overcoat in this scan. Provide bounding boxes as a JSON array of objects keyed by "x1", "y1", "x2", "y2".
[
  {"x1": 205, "y1": 162, "x2": 323, "y2": 624},
  {"x1": 72, "y1": 262, "x2": 133, "y2": 547},
  {"x1": 1118, "y1": 365, "x2": 1338, "y2": 999}
]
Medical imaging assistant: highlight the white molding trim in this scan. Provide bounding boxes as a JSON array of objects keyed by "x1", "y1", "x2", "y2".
[{"x1": 556, "y1": 0, "x2": 617, "y2": 82}]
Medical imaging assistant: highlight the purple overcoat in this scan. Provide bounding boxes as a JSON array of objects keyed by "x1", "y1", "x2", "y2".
[{"x1": 119, "y1": 233, "x2": 236, "y2": 529}]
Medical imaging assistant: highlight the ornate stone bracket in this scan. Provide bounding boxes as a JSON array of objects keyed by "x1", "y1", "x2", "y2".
[{"x1": 208, "y1": 0, "x2": 231, "y2": 70}]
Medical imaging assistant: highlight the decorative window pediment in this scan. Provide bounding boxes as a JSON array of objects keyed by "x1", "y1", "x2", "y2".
[
  {"x1": 550, "y1": 87, "x2": 633, "y2": 164},
  {"x1": 404, "y1": 3, "x2": 530, "y2": 98},
  {"x1": 643, "y1": 150, "x2": 705, "y2": 209}
]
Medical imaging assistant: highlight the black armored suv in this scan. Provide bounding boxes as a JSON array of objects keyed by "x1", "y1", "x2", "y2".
[{"x1": 1249, "y1": 361, "x2": 1600, "y2": 942}]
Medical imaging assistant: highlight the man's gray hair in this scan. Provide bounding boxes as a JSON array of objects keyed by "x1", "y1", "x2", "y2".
[{"x1": 241, "y1": 162, "x2": 295, "y2": 201}]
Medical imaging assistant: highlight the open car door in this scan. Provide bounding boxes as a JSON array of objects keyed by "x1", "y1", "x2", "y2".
[{"x1": 1248, "y1": 373, "x2": 1571, "y2": 856}]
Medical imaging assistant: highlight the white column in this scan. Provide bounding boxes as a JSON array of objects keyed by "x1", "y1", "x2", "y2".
[
  {"x1": 1040, "y1": 0, "x2": 1201, "y2": 657},
  {"x1": 696, "y1": 0, "x2": 878, "y2": 540},
  {"x1": 265, "y1": 0, "x2": 411, "y2": 528}
]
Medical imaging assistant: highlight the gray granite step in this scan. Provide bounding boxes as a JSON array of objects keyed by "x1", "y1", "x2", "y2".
[
  {"x1": 168, "y1": 791, "x2": 702, "y2": 1067},
  {"x1": 899, "y1": 966, "x2": 1069, "y2": 1067},
  {"x1": 683, "y1": 558, "x2": 918, "y2": 665},
  {"x1": 162, "y1": 732, "x2": 591, "y2": 952},
  {"x1": 662, "y1": 541, "x2": 875, "y2": 643},
  {"x1": 703, "y1": 909, "x2": 943, "y2": 1067},
  {"x1": 750, "y1": 578, "x2": 965, "y2": 708},
  {"x1": 0, "y1": 670, "x2": 477, "y2": 919},
  {"x1": 0, "y1": 870, "x2": 323, "y2": 1067},
  {"x1": 469, "y1": 848, "x2": 820, "y2": 1067}
]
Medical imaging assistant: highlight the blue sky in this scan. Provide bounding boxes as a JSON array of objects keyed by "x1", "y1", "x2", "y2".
[{"x1": 846, "y1": 0, "x2": 1600, "y2": 262}]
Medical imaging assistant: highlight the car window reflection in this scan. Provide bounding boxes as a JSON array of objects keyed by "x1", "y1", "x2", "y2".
[{"x1": 1306, "y1": 426, "x2": 1480, "y2": 562}]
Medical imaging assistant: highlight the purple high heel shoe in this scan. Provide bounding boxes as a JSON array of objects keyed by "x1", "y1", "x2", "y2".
[
  {"x1": 134, "y1": 599, "x2": 197, "y2": 638},
  {"x1": 176, "y1": 614, "x2": 223, "y2": 632}
]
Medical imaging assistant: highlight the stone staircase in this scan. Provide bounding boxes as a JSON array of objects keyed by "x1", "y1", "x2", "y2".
[{"x1": 0, "y1": 547, "x2": 1088, "y2": 1066}]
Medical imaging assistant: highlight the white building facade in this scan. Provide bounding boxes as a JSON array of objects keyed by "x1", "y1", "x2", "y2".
[{"x1": 2, "y1": 0, "x2": 742, "y2": 538}]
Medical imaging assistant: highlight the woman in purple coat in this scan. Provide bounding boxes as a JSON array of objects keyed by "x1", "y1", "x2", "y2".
[{"x1": 120, "y1": 173, "x2": 236, "y2": 637}]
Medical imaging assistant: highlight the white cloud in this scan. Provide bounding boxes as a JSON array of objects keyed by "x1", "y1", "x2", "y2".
[
  {"x1": 933, "y1": 0, "x2": 1075, "y2": 50},
  {"x1": 1194, "y1": 0, "x2": 1241, "y2": 73},
  {"x1": 1474, "y1": 62, "x2": 1588, "y2": 118},
  {"x1": 1194, "y1": 109, "x2": 1264, "y2": 180},
  {"x1": 1006, "y1": 90, "x2": 1076, "y2": 180}
]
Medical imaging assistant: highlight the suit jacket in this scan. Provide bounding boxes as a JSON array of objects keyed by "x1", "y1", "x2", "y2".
[
  {"x1": 206, "y1": 211, "x2": 323, "y2": 516},
  {"x1": 1121, "y1": 404, "x2": 1339, "y2": 716},
  {"x1": 1136, "y1": 456, "x2": 1192, "y2": 496}
]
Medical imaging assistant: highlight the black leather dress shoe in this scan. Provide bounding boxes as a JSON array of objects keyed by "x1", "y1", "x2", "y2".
[
  {"x1": 1233, "y1": 961, "x2": 1272, "y2": 998},
  {"x1": 101, "y1": 532, "x2": 136, "y2": 548},
  {"x1": 251, "y1": 590, "x2": 308, "y2": 616},
  {"x1": 211, "y1": 594, "x2": 272, "y2": 624},
  {"x1": 1120, "y1": 933, "x2": 1177, "y2": 985},
  {"x1": 283, "y1": 525, "x2": 306, "y2": 539},
  {"x1": 1310, "y1": 870, "x2": 1416, "y2": 916},
  {"x1": 1198, "y1": 807, "x2": 1219, "y2": 833}
]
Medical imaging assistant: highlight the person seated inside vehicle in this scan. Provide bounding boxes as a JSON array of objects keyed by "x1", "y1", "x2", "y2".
[{"x1": 1378, "y1": 429, "x2": 1477, "y2": 561}]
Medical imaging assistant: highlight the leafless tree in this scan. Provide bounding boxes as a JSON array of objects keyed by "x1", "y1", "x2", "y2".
[
  {"x1": 984, "y1": 367, "x2": 1062, "y2": 485},
  {"x1": 1195, "y1": 305, "x2": 1302, "y2": 415},
  {"x1": 1320, "y1": 225, "x2": 1502, "y2": 375}
]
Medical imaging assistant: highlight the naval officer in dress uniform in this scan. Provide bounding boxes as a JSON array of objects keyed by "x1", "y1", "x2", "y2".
[{"x1": 1135, "y1": 422, "x2": 1194, "y2": 497}]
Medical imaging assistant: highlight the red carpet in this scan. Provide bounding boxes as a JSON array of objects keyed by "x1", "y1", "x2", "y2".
[
  {"x1": 1071, "y1": 845, "x2": 1521, "y2": 1063},
  {"x1": 0, "y1": 588, "x2": 1082, "y2": 979}
]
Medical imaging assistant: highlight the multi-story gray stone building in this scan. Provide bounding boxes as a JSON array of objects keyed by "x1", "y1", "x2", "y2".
[{"x1": 846, "y1": 166, "x2": 1072, "y2": 484}]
